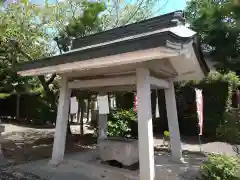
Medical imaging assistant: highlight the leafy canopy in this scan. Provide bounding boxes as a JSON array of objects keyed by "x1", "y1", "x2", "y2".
[{"x1": 185, "y1": 0, "x2": 240, "y2": 71}]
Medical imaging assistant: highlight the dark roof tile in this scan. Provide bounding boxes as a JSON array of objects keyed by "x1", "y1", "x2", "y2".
[{"x1": 72, "y1": 10, "x2": 185, "y2": 49}]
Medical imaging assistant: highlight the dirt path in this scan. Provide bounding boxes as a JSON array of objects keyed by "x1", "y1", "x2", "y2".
[
  {"x1": 3, "y1": 123, "x2": 93, "y2": 135},
  {"x1": 0, "y1": 123, "x2": 238, "y2": 165},
  {"x1": 0, "y1": 123, "x2": 239, "y2": 180},
  {"x1": 154, "y1": 138, "x2": 239, "y2": 156}
]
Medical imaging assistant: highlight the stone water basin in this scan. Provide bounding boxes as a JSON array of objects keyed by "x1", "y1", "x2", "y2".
[{"x1": 98, "y1": 137, "x2": 138, "y2": 166}]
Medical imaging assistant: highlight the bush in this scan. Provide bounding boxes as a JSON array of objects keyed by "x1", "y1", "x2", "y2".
[
  {"x1": 107, "y1": 109, "x2": 137, "y2": 138},
  {"x1": 176, "y1": 71, "x2": 240, "y2": 138},
  {"x1": 0, "y1": 93, "x2": 56, "y2": 125},
  {"x1": 200, "y1": 154, "x2": 240, "y2": 180},
  {"x1": 216, "y1": 112, "x2": 240, "y2": 144}
]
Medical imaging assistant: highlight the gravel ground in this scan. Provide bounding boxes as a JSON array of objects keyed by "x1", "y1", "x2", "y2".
[
  {"x1": 0, "y1": 165, "x2": 45, "y2": 180},
  {"x1": 0, "y1": 123, "x2": 239, "y2": 180},
  {"x1": 154, "y1": 138, "x2": 239, "y2": 156},
  {"x1": 0, "y1": 123, "x2": 96, "y2": 180},
  {"x1": 2, "y1": 123, "x2": 238, "y2": 156}
]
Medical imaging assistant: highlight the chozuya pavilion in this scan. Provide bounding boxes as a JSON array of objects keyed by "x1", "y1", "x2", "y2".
[{"x1": 17, "y1": 11, "x2": 209, "y2": 180}]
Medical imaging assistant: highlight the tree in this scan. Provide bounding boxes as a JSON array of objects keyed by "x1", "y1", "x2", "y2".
[
  {"x1": 97, "y1": 0, "x2": 170, "y2": 110},
  {"x1": 52, "y1": 0, "x2": 105, "y2": 134},
  {"x1": 0, "y1": 0, "x2": 170, "y2": 128},
  {"x1": 0, "y1": 0, "x2": 106, "y2": 108},
  {"x1": 0, "y1": 1, "x2": 60, "y2": 109},
  {"x1": 185, "y1": 0, "x2": 240, "y2": 71},
  {"x1": 54, "y1": 0, "x2": 169, "y2": 131},
  {"x1": 100, "y1": 0, "x2": 169, "y2": 30},
  {"x1": 55, "y1": 0, "x2": 105, "y2": 52}
]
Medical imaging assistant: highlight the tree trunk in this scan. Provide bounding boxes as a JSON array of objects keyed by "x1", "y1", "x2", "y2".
[
  {"x1": 67, "y1": 119, "x2": 72, "y2": 135},
  {"x1": 67, "y1": 103, "x2": 72, "y2": 135},
  {"x1": 90, "y1": 98, "x2": 98, "y2": 129},
  {"x1": 16, "y1": 94, "x2": 20, "y2": 121},
  {"x1": 38, "y1": 75, "x2": 57, "y2": 110},
  {"x1": 108, "y1": 93, "x2": 111, "y2": 110},
  {"x1": 70, "y1": 114, "x2": 74, "y2": 123},
  {"x1": 80, "y1": 99, "x2": 84, "y2": 136},
  {"x1": 157, "y1": 89, "x2": 168, "y2": 132},
  {"x1": 115, "y1": 92, "x2": 134, "y2": 109},
  {"x1": 86, "y1": 96, "x2": 90, "y2": 123},
  {"x1": 16, "y1": 48, "x2": 57, "y2": 111},
  {"x1": 151, "y1": 90, "x2": 157, "y2": 121},
  {"x1": 77, "y1": 100, "x2": 81, "y2": 123}
]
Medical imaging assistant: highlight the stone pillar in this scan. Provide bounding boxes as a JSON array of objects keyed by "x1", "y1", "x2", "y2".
[
  {"x1": 164, "y1": 80, "x2": 182, "y2": 162},
  {"x1": 50, "y1": 76, "x2": 71, "y2": 165},
  {"x1": 98, "y1": 93, "x2": 108, "y2": 140},
  {"x1": 136, "y1": 68, "x2": 155, "y2": 180}
]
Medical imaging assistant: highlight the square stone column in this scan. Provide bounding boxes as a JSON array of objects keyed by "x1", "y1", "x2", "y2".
[
  {"x1": 136, "y1": 68, "x2": 155, "y2": 180},
  {"x1": 164, "y1": 80, "x2": 182, "y2": 162},
  {"x1": 98, "y1": 114, "x2": 108, "y2": 139},
  {"x1": 50, "y1": 76, "x2": 71, "y2": 165}
]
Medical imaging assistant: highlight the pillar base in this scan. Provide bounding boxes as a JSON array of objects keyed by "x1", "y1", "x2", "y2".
[
  {"x1": 49, "y1": 159, "x2": 63, "y2": 167},
  {"x1": 170, "y1": 157, "x2": 186, "y2": 164}
]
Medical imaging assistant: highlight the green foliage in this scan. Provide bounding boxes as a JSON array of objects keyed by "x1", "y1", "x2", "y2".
[
  {"x1": 55, "y1": 0, "x2": 105, "y2": 52},
  {"x1": 34, "y1": 99, "x2": 56, "y2": 125},
  {"x1": 115, "y1": 92, "x2": 135, "y2": 109},
  {"x1": 0, "y1": 94, "x2": 56, "y2": 124},
  {"x1": 185, "y1": 0, "x2": 240, "y2": 71},
  {"x1": 216, "y1": 111, "x2": 240, "y2": 144},
  {"x1": 0, "y1": 0, "x2": 60, "y2": 108},
  {"x1": 100, "y1": 0, "x2": 165, "y2": 30},
  {"x1": 200, "y1": 154, "x2": 240, "y2": 180},
  {"x1": 0, "y1": 0, "x2": 165, "y2": 126},
  {"x1": 206, "y1": 71, "x2": 239, "y2": 109},
  {"x1": 107, "y1": 109, "x2": 137, "y2": 138},
  {"x1": 164, "y1": 130, "x2": 170, "y2": 137},
  {"x1": 177, "y1": 71, "x2": 240, "y2": 137},
  {"x1": 0, "y1": 0, "x2": 107, "y2": 121}
]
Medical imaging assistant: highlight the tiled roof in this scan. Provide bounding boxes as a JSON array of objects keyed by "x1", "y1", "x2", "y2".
[
  {"x1": 72, "y1": 11, "x2": 185, "y2": 49},
  {"x1": 16, "y1": 11, "x2": 208, "y2": 74}
]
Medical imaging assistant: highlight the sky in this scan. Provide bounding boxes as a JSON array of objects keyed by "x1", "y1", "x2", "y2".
[{"x1": 157, "y1": 0, "x2": 187, "y2": 15}]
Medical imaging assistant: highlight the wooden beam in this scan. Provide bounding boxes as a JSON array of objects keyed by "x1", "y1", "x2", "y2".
[
  {"x1": 68, "y1": 75, "x2": 136, "y2": 89},
  {"x1": 91, "y1": 85, "x2": 136, "y2": 93},
  {"x1": 150, "y1": 76, "x2": 169, "y2": 89},
  {"x1": 18, "y1": 47, "x2": 177, "y2": 76}
]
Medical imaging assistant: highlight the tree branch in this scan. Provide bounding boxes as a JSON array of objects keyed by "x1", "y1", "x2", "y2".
[
  {"x1": 14, "y1": 45, "x2": 57, "y2": 109},
  {"x1": 123, "y1": 0, "x2": 145, "y2": 25},
  {"x1": 46, "y1": 73, "x2": 57, "y2": 85}
]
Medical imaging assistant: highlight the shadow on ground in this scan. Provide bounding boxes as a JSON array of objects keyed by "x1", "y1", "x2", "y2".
[{"x1": 2, "y1": 132, "x2": 97, "y2": 164}]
